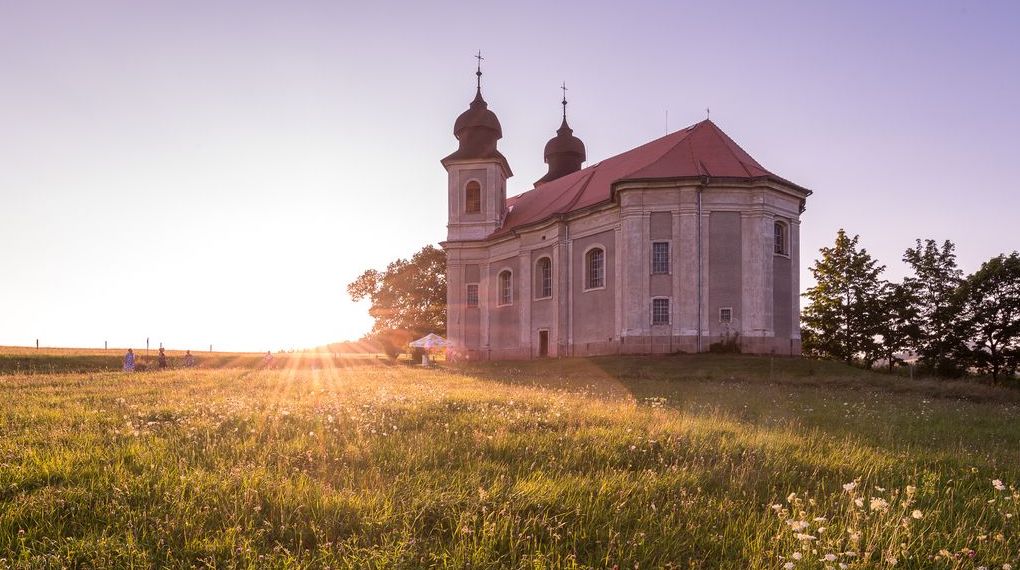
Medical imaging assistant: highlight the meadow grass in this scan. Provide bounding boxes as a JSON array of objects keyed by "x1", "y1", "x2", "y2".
[{"x1": 1, "y1": 355, "x2": 1018, "y2": 568}]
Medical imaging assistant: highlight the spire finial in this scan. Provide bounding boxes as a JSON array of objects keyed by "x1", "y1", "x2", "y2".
[
  {"x1": 706, "y1": 107, "x2": 710, "y2": 120},
  {"x1": 475, "y1": 50, "x2": 484, "y2": 92},
  {"x1": 560, "y1": 81, "x2": 568, "y2": 120}
]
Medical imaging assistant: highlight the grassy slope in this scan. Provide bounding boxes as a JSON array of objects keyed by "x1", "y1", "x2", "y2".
[{"x1": 1, "y1": 355, "x2": 1018, "y2": 568}]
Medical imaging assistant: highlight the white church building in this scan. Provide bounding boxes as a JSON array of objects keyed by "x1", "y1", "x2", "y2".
[{"x1": 441, "y1": 68, "x2": 811, "y2": 360}]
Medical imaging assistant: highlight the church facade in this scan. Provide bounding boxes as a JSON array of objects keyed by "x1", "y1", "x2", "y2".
[{"x1": 441, "y1": 72, "x2": 811, "y2": 360}]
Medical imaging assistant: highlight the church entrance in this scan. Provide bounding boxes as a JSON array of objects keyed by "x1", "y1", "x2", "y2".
[{"x1": 538, "y1": 330, "x2": 549, "y2": 357}]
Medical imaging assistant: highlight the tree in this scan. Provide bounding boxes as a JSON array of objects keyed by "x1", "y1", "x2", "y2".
[
  {"x1": 347, "y1": 245, "x2": 447, "y2": 356},
  {"x1": 957, "y1": 252, "x2": 1020, "y2": 383},
  {"x1": 873, "y1": 282, "x2": 919, "y2": 372},
  {"x1": 801, "y1": 229, "x2": 887, "y2": 366},
  {"x1": 902, "y1": 239, "x2": 967, "y2": 377}
]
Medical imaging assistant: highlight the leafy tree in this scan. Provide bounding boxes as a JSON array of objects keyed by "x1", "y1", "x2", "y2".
[
  {"x1": 902, "y1": 239, "x2": 966, "y2": 377},
  {"x1": 801, "y1": 229, "x2": 887, "y2": 366},
  {"x1": 873, "y1": 282, "x2": 919, "y2": 372},
  {"x1": 347, "y1": 245, "x2": 447, "y2": 356},
  {"x1": 957, "y1": 252, "x2": 1020, "y2": 383}
]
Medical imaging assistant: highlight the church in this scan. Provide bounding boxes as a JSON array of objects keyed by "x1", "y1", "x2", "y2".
[{"x1": 441, "y1": 65, "x2": 811, "y2": 360}]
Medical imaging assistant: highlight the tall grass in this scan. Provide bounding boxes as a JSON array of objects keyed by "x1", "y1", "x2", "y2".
[{"x1": 1, "y1": 355, "x2": 1018, "y2": 568}]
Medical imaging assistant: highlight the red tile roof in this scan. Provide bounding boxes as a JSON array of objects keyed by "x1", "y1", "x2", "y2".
[{"x1": 493, "y1": 119, "x2": 808, "y2": 236}]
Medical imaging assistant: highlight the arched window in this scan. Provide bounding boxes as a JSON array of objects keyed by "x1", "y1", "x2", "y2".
[
  {"x1": 498, "y1": 270, "x2": 512, "y2": 305},
  {"x1": 585, "y1": 247, "x2": 605, "y2": 290},
  {"x1": 774, "y1": 221, "x2": 788, "y2": 256},
  {"x1": 465, "y1": 181, "x2": 481, "y2": 214},
  {"x1": 535, "y1": 257, "x2": 552, "y2": 299}
]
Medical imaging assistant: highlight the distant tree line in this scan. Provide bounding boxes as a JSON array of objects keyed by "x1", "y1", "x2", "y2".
[{"x1": 802, "y1": 229, "x2": 1020, "y2": 382}]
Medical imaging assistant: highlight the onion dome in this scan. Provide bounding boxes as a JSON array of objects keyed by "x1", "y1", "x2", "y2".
[
  {"x1": 535, "y1": 87, "x2": 585, "y2": 186},
  {"x1": 449, "y1": 89, "x2": 503, "y2": 158},
  {"x1": 442, "y1": 57, "x2": 509, "y2": 169}
]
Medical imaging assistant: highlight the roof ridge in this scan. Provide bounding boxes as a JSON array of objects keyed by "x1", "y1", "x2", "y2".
[
  {"x1": 558, "y1": 165, "x2": 599, "y2": 214},
  {"x1": 705, "y1": 120, "x2": 767, "y2": 177}
]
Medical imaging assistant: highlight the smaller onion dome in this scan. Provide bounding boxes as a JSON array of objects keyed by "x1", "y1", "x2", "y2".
[{"x1": 535, "y1": 92, "x2": 586, "y2": 186}]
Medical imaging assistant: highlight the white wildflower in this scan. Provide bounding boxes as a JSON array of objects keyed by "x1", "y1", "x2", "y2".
[
  {"x1": 787, "y1": 520, "x2": 810, "y2": 532},
  {"x1": 993, "y1": 479, "x2": 1007, "y2": 491},
  {"x1": 843, "y1": 481, "x2": 857, "y2": 492},
  {"x1": 911, "y1": 509, "x2": 923, "y2": 519},
  {"x1": 869, "y1": 497, "x2": 889, "y2": 512},
  {"x1": 824, "y1": 553, "x2": 837, "y2": 562},
  {"x1": 783, "y1": 563, "x2": 794, "y2": 570}
]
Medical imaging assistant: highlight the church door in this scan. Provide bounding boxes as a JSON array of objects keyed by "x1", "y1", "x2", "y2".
[{"x1": 538, "y1": 330, "x2": 549, "y2": 357}]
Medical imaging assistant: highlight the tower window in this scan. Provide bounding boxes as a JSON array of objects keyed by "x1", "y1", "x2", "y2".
[
  {"x1": 774, "y1": 221, "x2": 788, "y2": 256},
  {"x1": 652, "y1": 242, "x2": 670, "y2": 274},
  {"x1": 585, "y1": 247, "x2": 605, "y2": 290},
  {"x1": 465, "y1": 181, "x2": 481, "y2": 214},
  {"x1": 652, "y1": 298, "x2": 670, "y2": 325},
  {"x1": 498, "y1": 270, "x2": 512, "y2": 306},
  {"x1": 535, "y1": 257, "x2": 552, "y2": 299},
  {"x1": 466, "y1": 284, "x2": 479, "y2": 307}
]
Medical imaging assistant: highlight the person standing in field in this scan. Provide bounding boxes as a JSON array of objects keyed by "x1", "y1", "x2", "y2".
[
  {"x1": 123, "y1": 349, "x2": 135, "y2": 372},
  {"x1": 158, "y1": 347, "x2": 167, "y2": 370},
  {"x1": 184, "y1": 350, "x2": 195, "y2": 368}
]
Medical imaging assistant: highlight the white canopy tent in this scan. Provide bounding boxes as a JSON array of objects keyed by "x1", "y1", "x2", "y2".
[{"x1": 408, "y1": 333, "x2": 451, "y2": 364}]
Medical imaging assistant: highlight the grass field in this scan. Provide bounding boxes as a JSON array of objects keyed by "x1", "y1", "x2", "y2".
[
  {"x1": 2, "y1": 354, "x2": 1019, "y2": 568},
  {"x1": 0, "y1": 346, "x2": 384, "y2": 375}
]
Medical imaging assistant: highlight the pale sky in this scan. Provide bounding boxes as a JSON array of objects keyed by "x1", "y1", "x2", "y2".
[{"x1": 1, "y1": 1, "x2": 1018, "y2": 351}]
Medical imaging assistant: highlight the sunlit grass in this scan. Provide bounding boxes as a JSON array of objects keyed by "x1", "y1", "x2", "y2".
[{"x1": 1, "y1": 356, "x2": 1018, "y2": 568}]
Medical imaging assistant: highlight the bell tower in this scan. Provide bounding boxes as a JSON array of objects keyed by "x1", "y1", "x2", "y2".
[{"x1": 441, "y1": 53, "x2": 512, "y2": 242}]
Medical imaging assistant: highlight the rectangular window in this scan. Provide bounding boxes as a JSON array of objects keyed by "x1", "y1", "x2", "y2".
[
  {"x1": 652, "y1": 298, "x2": 670, "y2": 325},
  {"x1": 719, "y1": 307, "x2": 733, "y2": 323},
  {"x1": 466, "y1": 284, "x2": 479, "y2": 307},
  {"x1": 652, "y1": 242, "x2": 670, "y2": 274}
]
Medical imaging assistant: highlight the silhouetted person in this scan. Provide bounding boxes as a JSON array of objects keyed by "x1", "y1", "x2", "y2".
[
  {"x1": 264, "y1": 351, "x2": 273, "y2": 368},
  {"x1": 123, "y1": 349, "x2": 135, "y2": 372},
  {"x1": 158, "y1": 347, "x2": 167, "y2": 370},
  {"x1": 184, "y1": 350, "x2": 195, "y2": 368}
]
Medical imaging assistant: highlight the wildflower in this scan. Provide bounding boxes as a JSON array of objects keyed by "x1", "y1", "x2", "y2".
[
  {"x1": 993, "y1": 479, "x2": 1007, "y2": 491},
  {"x1": 843, "y1": 482, "x2": 857, "y2": 492},
  {"x1": 788, "y1": 492, "x2": 798, "y2": 503},
  {"x1": 1003, "y1": 564, "x2": 1013, "y2": 570},
  {"x1": 772, "y1": 503, "x2": 784, "y2": 512},
  {"x1": 792, "y1": 552, "x2": 803, "y2": 560},
  {"x1": 783, "y1": 563, "x2": 794, "y2": 570},
  {"x1": 911, "y1": 509, "x2": 923, "y2": 519},
  {"x1": 788, "y1": 520, "x2": 810, "y2": 532},
  {"x1": 824, "y1": 553, "x2": 837, "y2": 562},
  {"x1": 854, "y1": 498, "x2": 864, "y2": 508},
  {"x1": 905, "y1": 485, "x2": 916, "y2": 496},
  {"x1": 887, "y1": 556, "x2": 898, "y2": 566},
  {"x1": 869, "y1": 497, "x2": 889, "y2": 512},
  {"x1": 794, "y1": 533, "x2": 817, "y2": 541}
]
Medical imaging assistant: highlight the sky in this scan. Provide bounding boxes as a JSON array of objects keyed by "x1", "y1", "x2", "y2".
[{"x1": 1, "y1": 0, "x2": 1018, "y2": 352}]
